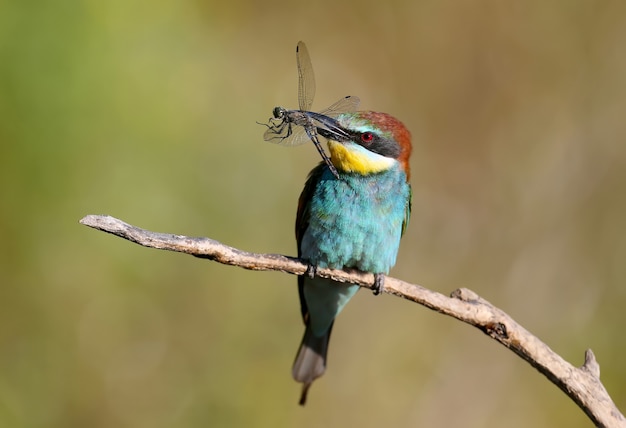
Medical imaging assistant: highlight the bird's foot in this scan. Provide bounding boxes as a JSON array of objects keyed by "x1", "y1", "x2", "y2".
[
  {"x1": 373, "y1": 273, "x2": 385, "y2": 295},
  {"x1": 305, "y1": 264, "x2": 318, "y2": 279}
]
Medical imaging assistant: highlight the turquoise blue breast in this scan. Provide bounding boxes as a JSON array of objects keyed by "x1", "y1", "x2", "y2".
[{"x1": 300, "y1": 165, "x2": 410, "y2": 273}]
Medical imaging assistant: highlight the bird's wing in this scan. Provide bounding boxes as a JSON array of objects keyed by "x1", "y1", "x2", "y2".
[
  {"x1": 295, "y1": 162, "x2": 326, "y2": 321},
  {"x1": 402, "y1": 184, "x2": 412, "y2": 237}
]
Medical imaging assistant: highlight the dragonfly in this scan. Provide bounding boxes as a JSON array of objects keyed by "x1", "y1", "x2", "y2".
[{"x1": 261, "y1": 41, "x2": 360, "y2": 179}]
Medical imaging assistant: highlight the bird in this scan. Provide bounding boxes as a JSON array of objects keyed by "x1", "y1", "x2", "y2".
[{"x1": 292, "y1": 110, "x2": 412, "y2": 405}]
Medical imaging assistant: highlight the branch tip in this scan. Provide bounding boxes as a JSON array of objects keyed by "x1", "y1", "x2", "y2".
[{"x1": 582, "y1": 349, "x2": 601, "y2": 378}]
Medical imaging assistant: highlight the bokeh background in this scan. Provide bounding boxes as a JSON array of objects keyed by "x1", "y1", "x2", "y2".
[{"x1": 1, "y1": 0, "x2": 625, "y2": 427}]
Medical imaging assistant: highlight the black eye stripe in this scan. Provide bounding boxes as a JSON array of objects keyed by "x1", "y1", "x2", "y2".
[{"x1": 351, "y1": 131, "x2": 400, "y2": 158}]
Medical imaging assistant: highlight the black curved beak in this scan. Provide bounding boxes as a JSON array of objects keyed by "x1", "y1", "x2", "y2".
[{"x1": 307, "y1": 112, "x2": 351, "y2": 143}]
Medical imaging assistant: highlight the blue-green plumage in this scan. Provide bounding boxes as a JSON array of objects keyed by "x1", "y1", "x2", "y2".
[
  {"x1": 300, "y1": 164, "x2": 410, "y2": 334},
  {"x1": 303, "y1": 166, "x2": 409, "y2": 271}
]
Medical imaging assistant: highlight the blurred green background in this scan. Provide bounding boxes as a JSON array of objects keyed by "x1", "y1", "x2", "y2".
[{"x1": 1, "y1": 0, "x2": 625, "y2": 426}]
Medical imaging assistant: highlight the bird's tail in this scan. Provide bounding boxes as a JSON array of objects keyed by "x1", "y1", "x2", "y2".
[{"x1": 292, "y1": 323, "x2": 333, "y2": 405}]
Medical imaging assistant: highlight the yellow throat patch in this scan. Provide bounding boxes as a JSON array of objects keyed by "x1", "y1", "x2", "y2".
[{"x1": 327, "y1": 141, "x2": 395, "y2": 175}]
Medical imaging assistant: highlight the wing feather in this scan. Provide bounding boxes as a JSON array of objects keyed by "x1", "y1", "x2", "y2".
[{"x1": 295, "y1": 163, "x2": 326, "y2": 320}]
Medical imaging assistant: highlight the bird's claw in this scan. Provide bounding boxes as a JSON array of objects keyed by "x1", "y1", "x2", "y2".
[
  {"x1": 305, "y1": 264, "x2": 318, "y2": 279},
  {"x1": 373, "y1": 273, "x2": 385, "y2": 295}
]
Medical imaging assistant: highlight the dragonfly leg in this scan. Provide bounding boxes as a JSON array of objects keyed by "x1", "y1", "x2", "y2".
[{"x1": 306, "y1": 128, "x2": 340, "y2": 179}]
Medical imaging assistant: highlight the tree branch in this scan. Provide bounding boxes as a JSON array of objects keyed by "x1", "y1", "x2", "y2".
[{"x1": 79, "y1": 214, "x2": 624, "y2": 427}]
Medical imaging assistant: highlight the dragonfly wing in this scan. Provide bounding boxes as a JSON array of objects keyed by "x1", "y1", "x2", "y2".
[
  {"x1": 319, "y1": 95, "x2": 360, "y2": 117},
  {"x1": 296, "y1": 41, "x2": 315, "y2": 111},
  {"x1": 263, "y1": 122, "x2": 311, "y2": 146}
]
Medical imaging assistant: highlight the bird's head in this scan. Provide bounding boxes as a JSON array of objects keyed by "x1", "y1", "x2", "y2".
[{"x1": 315, "y1": 111, "x2": 412, "y2": 178}]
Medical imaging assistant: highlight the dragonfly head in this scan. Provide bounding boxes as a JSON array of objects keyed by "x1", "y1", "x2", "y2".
[{"x1": 272, "y1": 107, "x2": 287, "y2": 119}]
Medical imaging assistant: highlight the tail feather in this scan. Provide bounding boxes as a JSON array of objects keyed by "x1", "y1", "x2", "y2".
[{"x1": 292, "y1": 324, "x2": 333, "y2": 405}]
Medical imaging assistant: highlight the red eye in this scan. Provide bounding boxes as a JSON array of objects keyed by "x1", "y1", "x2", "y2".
[{"x1": 361, "y1": 132, "x2": 374, "y2": 143}]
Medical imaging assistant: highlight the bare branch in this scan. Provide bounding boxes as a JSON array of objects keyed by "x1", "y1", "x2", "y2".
[{"x1": 80, "y1": 214, "x2": 625, "y2": 427}]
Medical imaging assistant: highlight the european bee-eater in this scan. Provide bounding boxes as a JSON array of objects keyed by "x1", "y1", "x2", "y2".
[{"x1": 292, "y1": 110, "x2": 412, "y2": 405}]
